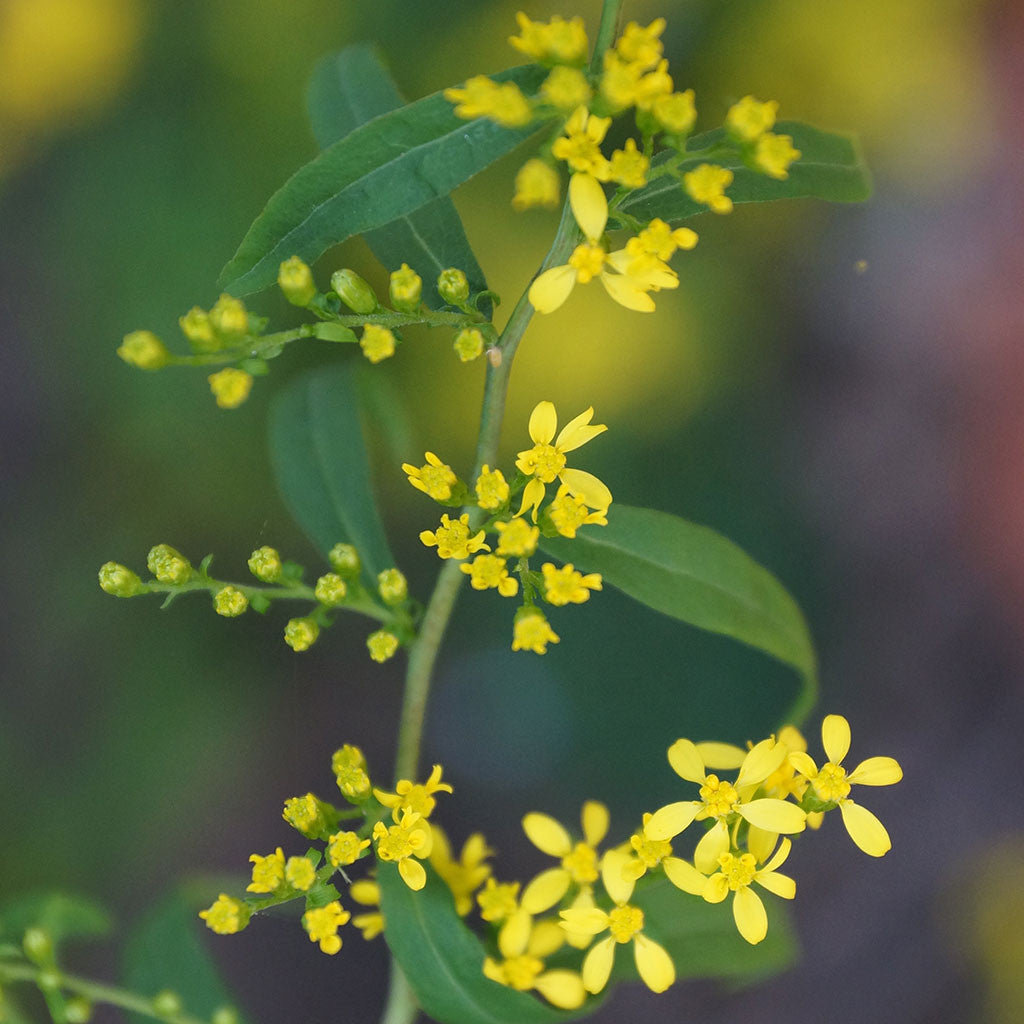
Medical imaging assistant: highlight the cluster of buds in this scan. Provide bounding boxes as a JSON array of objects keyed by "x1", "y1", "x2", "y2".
[{"x1": 98, "y1": 541, "x2": 410, "y2": 662}]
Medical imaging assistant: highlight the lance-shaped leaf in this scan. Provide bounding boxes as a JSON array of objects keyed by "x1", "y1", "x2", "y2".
[
  {"x1": 269, "y1": 363, "x2": 394, "y2": 588},
  {"x1": 307, "y1": 45, "x2": 490, "y2": 313},
  {"x1": 221, "y1": 65, "x2": 546, "y2": 295},
  {"x1": 540, "y1": 506, "x2": 817, "y2": 723},
  {"x1": 614, "y1": 121, "x2": 870, "y2": 227}
]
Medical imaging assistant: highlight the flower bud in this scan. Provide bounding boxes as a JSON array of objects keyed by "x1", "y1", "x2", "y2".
[
  {"x1": 179, "y1": 307, "x2": 219, "y2": 352},
  {"x1": 332, "y1": 744, "x2": 371, "y2": 801},
  {"x1": 213, "y1": 585, "x2": 248, "y2": 617},
  {"x1": 65, "y1": 997, "x2": 93, "y2": 1023},
  {"x1": 212, "y1": 1009, "x2": 241, "y2": 1024},
  {"x1": 199, "y1": 894, "x2": 251, "y2": 935},
  {"x1": 437, "y1": 267, "x2": 469, "y2": 305},
  {"x1": 377, "y1": 568, "x2": 408, "y2": 605},
  {"x1": 98, "y1": 561, "x2": 147, "y2": 597},
  {"x1": 247, "y1": 545, "x2": 283, "y2": 582},
  {"x1": 360, "y1": 324, "x2": 396, "y2": 364},
  {"x1": 367, "y1": 629, "x2": 399, "y2": 663},
  {"x1": 282, "y1": 792, "x2": 335, "y2": 837},
  {"x1": 209, "y1": 294, "x2": 249, "y2": 340},
  {"x1": 284, "y1": 617, "x2": 319, "y2": 652},
  {"x1": 151, "y1": 991, "x2": 182, "y2": 1018},
  {"x1": 147, "y1": 544, "x2": 192, "y2": 585},
  {"x1": 453, "y1": 327, "x2": 485, "y2": 363},
  {"x1": 118, "y1": 330, "x2": 169, "y2": 370},
  {"x1": 208, "y1": 368, "x2": 254, "y2": 410},
  {"x1": 315, "y1": 573, "x2": 347, "y2": 607},
  {"x1": 278, "y1": 256, "x2": 317, "y2": 306},
  {"x1": 331, "y1": 269, "x2": 378, "y2": 314},
  {"x1": 22, "y1": 927, "x2": 53, "y2": 965},
  {"x1": 328, "y1": 543, "x2": 361, "y2": 577},
  {"x1": 389, "y1": 263, "x2": 422, "y2": 312}
]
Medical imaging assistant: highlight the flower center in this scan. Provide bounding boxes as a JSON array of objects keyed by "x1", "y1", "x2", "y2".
[
  {"x1": 523, "y1": 443, "x2": 566, "y2": 483},
  {"x1": 813, "y1": 762, "x2": 851, "y2": 802},
  {"x1": 630, "y1": 830, "x2": 672, "y2": 868},
  {"x1": 608, "y1": 904, "x2": 644, "y2": 943},
  {"x1": 699, "y1": 774, "x2": 739, "y2": 818},
  {"x1": 502, "y1": 955, "x2": 544, "y2": 990},
  {"x1": 718, "y1": 852, "x2": 757, "y2": 890},
  {"x1": 568, "y1": 243, "x2": 607, "y2": 283},
  {"x1": 375, "y1": 822, "x2": 419, "y2": 861},
  {"x1": 561, "y1": 842, "x2": 599, "y2": 884},
  {"x1": 420, "y1": 463, "x2": 455, "y2": 499}
]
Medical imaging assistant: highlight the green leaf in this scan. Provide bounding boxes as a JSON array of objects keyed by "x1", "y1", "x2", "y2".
[
  {"x1": 123, "y1": 887, "x2": 246, "y2": 1024},
  {"x1": 378, "y1": 864, "x2": 593, "y2": 1024},
  {"x1": 0, "y1": 893, "x2": 112, "y2": 945},
  {"x1": 614, "y1": 121, "x2": 871, "y2": 226},
  {"x1": 269, "y1": 363, "x2": 394, "y2": 588},
  {"x1": 308, "y1": 45, "x2": 493, "y2": 315},
  {"x1": 221, "y1": 65, "x2": 546, "y2": 296},
  {"x1": 540, "y1": 505, "x2": 817, "y2": 723}
]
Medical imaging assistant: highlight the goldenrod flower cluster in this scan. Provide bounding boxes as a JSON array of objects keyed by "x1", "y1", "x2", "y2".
[
  {"x1": 405, "y1": 400, "x2": 612, "y2": 653},
  {"x1": 445, "y1": 12, "x2": 804, "y2": 316}
]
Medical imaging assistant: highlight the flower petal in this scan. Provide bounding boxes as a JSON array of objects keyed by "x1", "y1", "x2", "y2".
[
  {"x1": 528, "y1": 918, "x2": 566, "y2": 958},
  {"x1": 527, "y1": 402, "x2": 558, "y2": 446},
  {"x1": 822, "y1": 714, "x2": 851, "y2": 765},
  {"x1": 559, "y1": 468, "x2": 612, "y2": 511},
  {"x1": 601, "y1": 847, "x2": 636, "y2": 905},
  {"x1": 694, "y1": 820, "x2": 730, "y2": 873},
  {"x1": 755, "y1": 870, "x2": 795, "y2": 900},
  {"x1": 760, "y1": 836, "x2": 792, "y2": 873},
  {"x1": 529, "y1": 265, "x2": 577, "y2": 314},
  {"x1": 736, "y1": 737, "x2": 787, "y2": 789},
  {"x1": 738, "y1": 798, "x2": 807, "y2": 834},
  {"x1": 521, "y1": 868, "x2": 572, "y2": 914},
  {"x1": 667, "y1": 738, "x2": 706, "y2": 783},
  {"x1": 732, "y1": 886, "x2": 768, "y2": 944},
  {"x1": 702, "y1": 872, "x2": 729, "y2": 904},
  {"x1": 569, "y1": 172, "x2": 609, "y2": 241},
  {"x1": 695, "y1": 741, "x2": 747, "y2": 770},
  {"x1": 559, "y1": 907, "x2": 609, "y2": 937},
  {"x1": 581, "y1": 800, "x2": 610, "y2": 847},
  {"x1": 556, "y1": 407, "x2": 607, "y2": 453},
  {"x1": 663, "y1": 857, "x2": 705, "y2": 896},
  {"x1": 535, "y1": 970, "x2": 587, "y2": 1009},
  {"x1": 523, "y1": 813, "x2": 571, "y2": 857},
  {"x1": 787, "y1": 750, "x2": 818, "y2": 779},
  {"x1": 839, "y1": 799, "x2": 892, "y2": 857},
  {"x1": 516, "y1": 477, "x2": 547, "y2": 521},
  {"x1": 634, "y1": 934, "x2": 676, "y2": 993},
  {"x1": 847, "y1": 756, "x2": 903, "y2": 787},
  {"x1": 398, "y1": 857, "x2": 426, "y2": 891},
  {"x1": 599, "y1": 270, "x2": 656, "y2": 312},
  {"x1": 581, "y1": 936, "x2": 616, "y2": 994},
  {"x1": 644, "y1": 801, "x2": 698, "y2": 841},
  {"x1": 498, "y1": 908, "x2": 532, "y2": 959},
  {"x1": 746, "y1": 824, "x2": 778, "y2": 865}
]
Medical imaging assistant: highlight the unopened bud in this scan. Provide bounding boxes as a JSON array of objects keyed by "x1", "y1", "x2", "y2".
[
  {"x1": 331, "y1": 269, "x2": 377, "y2": 314},
  {"x1": 147, "y1": 544, "x2": 192, "y2": 585},
  {"x1": 212, "y1": 1008, "x2": 241, "y2": 1024},
  {"x1": 328, "y1": 543, "x2": 360, "y2": 577},
  {"x1": 22, "y1": 928, "x2": 53, "y2": 965},
  {"x1": 278, "y1": 255, "x2": 317, "y2": 306},
  {"x1": 389, "y1": 263, "x2": 422, "y2": 312},
  {"x1": 360, "y1": 324, "x2": 396, "y2": 364},
  {"x1": 314, "y1": 573, "x2": 347, "y2": 607},
  {"x1": 98, "y1": 561, "x2": 147, "y2": 597},
  {"x1": 377, "y1": 568, "x2": 408, "y2": 605},
  {"x1": 284, "y1": 617, "x2": 319, "y2": 652},
  {"x1": 367, "y1": 630, "x2": 399, "y2": 663},
  {"x1": 179, "y1": 307, "x2": 219, "y2": 352},
  {"x1": 118, "y1": 330, "x2": 169, "y2": 370},
  {"x1": 213, "y1": 585, "x2": 248, "y2": 617},
  {"x1": 437, "y1": 267, "x2": 469, "y2": 305},
  {"x1": 209, "y1": 294, "x2": 249, "y2": 340},
  {"x1": 208, "y1": 368, "x2": 253, "y2": 409},
  {"x1": 152, "y1": 991, "x2": 182, "y2": 1018},
  {"x1": 453, "y1": 327, "x2": 484, "y2": 363},
  {"x1": 65, "y1": 997, "x2": 93, "y2": 1023},
  {"x1": 247, "y1": 546, "x2": 282, "y2": 582}
]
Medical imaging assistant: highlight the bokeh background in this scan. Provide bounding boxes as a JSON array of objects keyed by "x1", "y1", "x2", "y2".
[{"x1": 3, "y1": 0, "x2": 1024, "y2": 1021}]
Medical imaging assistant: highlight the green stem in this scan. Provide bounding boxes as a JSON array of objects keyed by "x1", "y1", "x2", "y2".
[
  {"x1": 0, "y1": 963, "x2": 210, "y2": 1024},
  {"x1": 590, "y1": 0, "x2": 626, "y2": 73}
]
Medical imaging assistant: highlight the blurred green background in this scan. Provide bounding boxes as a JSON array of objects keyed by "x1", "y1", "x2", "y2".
[{"x1": 3, "y1": 0, "x2": 1024, "y2": 1021}]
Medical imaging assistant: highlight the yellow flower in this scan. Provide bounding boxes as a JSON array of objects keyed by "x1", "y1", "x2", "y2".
[
  {"x1": 453, "y1": 327, "x2": 485, "y2": 362},
  {"x1": 540, "y1": 66, "x2": 591, "y2": 111},
  {"x1": 477, "y1": 878, "x2": 521, "y2": 923},
  {"x1": 213, "y1": 585, "x2": 248, "y2": 617},
  {"x1": 788, "y1": 714, "x2": 902, "y2": 857},
  {"x1": 484, "y1": 910, "x2": 586, "y2": 1009},
  {"x1": 512, "y1": 158, "x2": 561, "y2": 211},
  {"x1": 420, "y1": 513, "x2": 489, "y2": 560},
  {"x1": 511, "y1": 609, "x2": 560, "y2": 655},
  {"x1": 374, "y1": 764, "x2": 453, "y2": 821},
  {"x1": 546, "y1": 484, "x2": 608, "y2": 538},
  {"x1": 514, "y1": 401, "x2": 611, "y2": 520},
  {"x1": 332, "y1": 744, "x2": 371, "y2": 802},
  {"x1": 626, "y1": 218, "x2": 698, "y2": 262},
  {"x1": 285, "y1": 856, "x2": 317, "y2": 892},
  {"x1": 541, "y1": 563, "x2": 602, "y2": 606},
  {"x1": 599, "y1": 53, "x2": 672, "y2": 113},
  {"x1": 684, "y1": 163, "x2": 734, "y2": 214},
  {"x1": 367, "y1": 630, "x2": 399, "y2": 663},
  {"x1": 725, "y1": 95, "x2": 778, "y2": 144},
  {"x1": 327, "y1": 831, "x2": 371, "y2": 868},
  {"x1": 372, "y1": 808, "x2": 433, "y2": 891},
  {"x1": 559, "y1": 854, "x2": 675, "y2": 994},
  {"x1": 179, "y1": 307, "x2": 216, "y2": 350},
  {"x1": 609, "y1": 138, "x2": 649, "y2": 188},
  {"x1": 247, "y1": 848, "x2": 285, "y2": 894},
  {"x1": 495, "y1": 518, "x2": 539, "y2": 557},
  {"x1": 402, "y1": 452, "x2": 458, "y2": 501},
  {"x1": 614, "y1": 18, "x2": 666, "y2": 68},
  {"x1": 302, "y1": 901, "x2": 350, "y2": 955},
  {"x1": 461, "y1": 555, "x2": 519, "y2": 597},
  {"x1": 754, "y1": 133, "x2": 801, "y2": 180},
  {"x1": 199, "y1": 894, "x2": 250, "y2": 935},
  {"x1": 430, "y1": 825, "x2": 492, "y2": 916},
  {"x1": 520, "y1": 802, "x2": 609, "y2": 913},
  {"x1": 282, "y1": 793, "x2": 334, "y2": 839},
  {"x1": 702, "y1": 838, "x2": 796, "y2": 945},
  {"x1": 652, "y1": 89, "x2": 697, "y2": 135},
  {"x1": 551, "y1": 107, "x2": 612, "y2": 180},
  {"x1": 645, "y1": 737, "x2": 808, "y2": 872},
  {"x1": 207, "y1": 368, "x2": 253, "y2": 409},
  {"x1": 360, "y1": 324, "x2": 396, "y2": 363},
  {"x1": 350, "y1": 879, "x2": 385, "y2": 939},
  {"x1": 508, "y1": 12, "x2": 588, "y2": 66},
  {"x1": 117, "y1": 330, "x2": 168, "y2": 370},
  {"x1": 389, "y1": 263, "x2": 422, "y2": 312},
  {"x1": 444, "y1": 75, "x2": 532, "y2": 127},
  {"x1": 475, "y1": 466, "x2": 509, "y2": 510}
]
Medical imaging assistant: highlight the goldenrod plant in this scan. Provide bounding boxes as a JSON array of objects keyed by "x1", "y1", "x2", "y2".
[{"x1": 0, "y1": 6, "x2": 901, "y2": 1024}]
